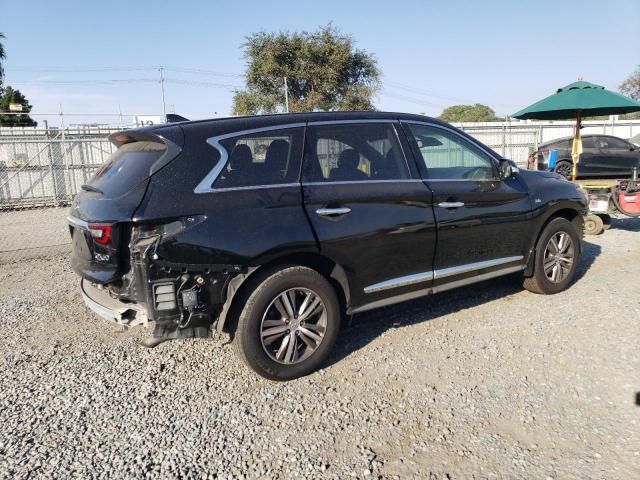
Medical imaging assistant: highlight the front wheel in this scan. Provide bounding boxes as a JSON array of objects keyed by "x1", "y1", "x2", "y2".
[
  {"x1": 232, "y1": 266, "x2": 340, "y2": 381},
  {"x1": 523, "y1": 217, "x2": 580, "y2": 295}
]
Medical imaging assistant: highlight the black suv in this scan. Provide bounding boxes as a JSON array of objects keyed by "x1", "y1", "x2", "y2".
[
  {"x1": 533, "y1": 134, "x2": 640, "y2": 179},
  {"x1": 68, "y1": 112, "x2": 587, "y2": 380}
]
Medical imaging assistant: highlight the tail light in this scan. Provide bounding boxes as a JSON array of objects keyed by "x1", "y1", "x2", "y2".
[{"x1": 89, "y1": 223, "x2": 112, "y2": 245}]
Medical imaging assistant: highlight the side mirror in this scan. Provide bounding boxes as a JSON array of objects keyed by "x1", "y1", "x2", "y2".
[{"x1": 499, "y1": 159, "x2": 519, "y2": 179}]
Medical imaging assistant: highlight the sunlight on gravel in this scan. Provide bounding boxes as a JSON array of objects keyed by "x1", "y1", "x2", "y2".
[{"x1": 1, "y1": 212, "x2": 639, "y2": 479}]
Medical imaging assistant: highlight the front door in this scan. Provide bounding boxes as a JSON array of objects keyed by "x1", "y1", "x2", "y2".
[
  {"x1": 402, "y1": 121, "x2": 532, "y2": 288},
  {"x1": 593, "y1": 136, "x2": 640, "y2": 178},
  {"x1": 301, "y1": 121, "x2": 436, "y2": 311}
]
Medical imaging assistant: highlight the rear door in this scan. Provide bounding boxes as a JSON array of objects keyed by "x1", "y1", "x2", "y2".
[
  {"x1": 402, "y1": 121, "x2": 532, "y2": 288},
  {"x1": 301, "y1": 121, "x2": 436, "y2": 311},
  {"x1": 69, "y1": 131, "x2": 182, "y2": 283}
]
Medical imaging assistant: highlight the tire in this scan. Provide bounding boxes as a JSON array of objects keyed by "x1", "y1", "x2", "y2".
[
  {"x1": 232, "y1": 265, "x2": 340, "y2": 381},
  {"x1": 554, "y1": 160, "x2": 573, "y2": 180},
  {"x1": 584, "y1": 214, "x2": 604, "y2": 235},
  {"x1": 598, "y1": 214, "x2": 612, "y2": 230},
  {"x1": 523, "y1": 217, "x2": 580, "y2": 295}
]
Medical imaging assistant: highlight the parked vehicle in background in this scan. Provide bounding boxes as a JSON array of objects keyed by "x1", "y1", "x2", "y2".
[
  {"x1": 68, "y1": 112, "x2": 588, "y2": 380},
  {"x1": 533, "y1": 134, "x2": 640, "y2": 180}
]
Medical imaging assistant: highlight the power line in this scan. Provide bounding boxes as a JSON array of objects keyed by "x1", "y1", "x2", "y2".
[{"x1": 9, "y1": 66, "x2": 245, "y2": 78}]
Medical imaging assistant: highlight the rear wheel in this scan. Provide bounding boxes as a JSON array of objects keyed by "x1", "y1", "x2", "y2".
[
  {"x1": 554, "y1": 160, "x2": 573, "y2": 180},
  {"x1": 584, "y1": 214, "x2": 604, "y2": 235},
  {"x1": 232, "y1": 266, "x2": 340, "y2": 381},
  {"x1": 523, "y1": 217, "x2": 580, "y2": 294}
]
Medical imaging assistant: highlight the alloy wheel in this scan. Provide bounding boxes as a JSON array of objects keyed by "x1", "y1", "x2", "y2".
[
  {"x1": 260, "y1": 288, "x2": 327, "y2": 364},
  {"x1": 555, "y1": 163, "x2": 573, "y2": 179},
  {"x1": 543, "y1": 231, "x2": 575, "y2": 283}
]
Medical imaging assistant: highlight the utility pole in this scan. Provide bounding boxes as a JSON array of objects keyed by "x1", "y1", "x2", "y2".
[
  {"x1": 284, "y1": 77, "x2": 289, "y2": 113},
  {"x1": 159, "y1": 66, "x2": 167, "y2": 123}
]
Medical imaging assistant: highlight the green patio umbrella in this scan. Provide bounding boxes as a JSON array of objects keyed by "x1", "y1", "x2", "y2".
[{"x1": 512, "y1": 81, "x2": 640, "y2": 180}]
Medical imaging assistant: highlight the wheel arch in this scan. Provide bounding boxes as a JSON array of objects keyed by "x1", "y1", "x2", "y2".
[
  {"x1": 216, "y1": 252, "x2": 351, "y2": 333},
  {"x1": 524, "y1": 207, "x2": 583, "y2": 276}
]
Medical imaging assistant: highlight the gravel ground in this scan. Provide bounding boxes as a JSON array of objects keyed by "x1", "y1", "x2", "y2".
[{"x1": 0, "y1": 209, "x2": 639, "y2": 479}]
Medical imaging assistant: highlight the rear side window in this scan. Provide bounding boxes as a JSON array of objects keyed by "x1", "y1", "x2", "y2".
[
  {"x1": 89, "y1": 141, "x2": 166, "y2": 197},
  {"x1": 213, "y1": 127, "x2": 303, "y2": 189},
  {"x1": 302, "y1": 123, "x2": 409, "y2": 182}
]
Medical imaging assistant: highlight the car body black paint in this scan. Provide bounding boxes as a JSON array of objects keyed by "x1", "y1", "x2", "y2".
[
  {"x1": 536, "y1": 134, "x2": 640, "y2": 179},
  {"x1": 68, "y1": 111, "x2": 588, "y2": 337}
]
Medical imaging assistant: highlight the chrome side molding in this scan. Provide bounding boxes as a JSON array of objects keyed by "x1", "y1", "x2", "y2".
[
  {"x1": 435, "y1": 256, "x2": 523, "y2": 280},
  {"x1": 362, "y1": 255, "x2": 524, "y2": 294},
  {"x1": 364, "y1": 270, "x2": 434, "y2": 294},
  {"x1": 354, "y1": 263, "x2": 525, "y2": 314}
]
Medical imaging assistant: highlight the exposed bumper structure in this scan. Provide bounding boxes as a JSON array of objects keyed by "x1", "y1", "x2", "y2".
[{"x1": 81, "y1": 279, "x2": 148, "y2": 327}]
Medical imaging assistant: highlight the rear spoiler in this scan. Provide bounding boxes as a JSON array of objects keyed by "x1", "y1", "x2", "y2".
[{"x1": 166, "y1": 114, "x2": 189, "y2": 123}]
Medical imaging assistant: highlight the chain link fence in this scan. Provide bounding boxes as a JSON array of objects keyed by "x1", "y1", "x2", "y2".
[
  {"x1": 0, "y1": 127, "x2": 119, "y2": 264},
  {"x1": 1, "y1": 119, "x2": 639, "y2": 265}
]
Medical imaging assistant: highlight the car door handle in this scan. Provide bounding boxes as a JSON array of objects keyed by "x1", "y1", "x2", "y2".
[
  {"x1": 316, "y1": 207, "x2": 351, "y2": 216},
  {"x1": 437, "y1": 201, "x2": 465, "y2": 208}
]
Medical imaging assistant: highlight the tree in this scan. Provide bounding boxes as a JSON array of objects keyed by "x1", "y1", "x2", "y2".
[
  {"x1": 619, "y1": 67, "x2": 640, "y2": 100},
  {"x1": 0, "y1": 86, "x2": 37, "y2": 126},
  {"x1": 0, "y1": 32, "x2": 5, "y2": 85},
  {"x1": 232, "y1": 25, "x2": 380, "y2": 115},
  {"x1": 438, "y1": 104, "x2": 500, "y2": 122},
  {"x1": 618, "y1": 67, "x2": 640, "y2": 120}
]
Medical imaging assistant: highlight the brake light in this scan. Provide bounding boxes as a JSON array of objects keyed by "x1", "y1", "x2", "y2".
[{"x1": 89, "y1": 224, "x2": 112, "y2": 245}]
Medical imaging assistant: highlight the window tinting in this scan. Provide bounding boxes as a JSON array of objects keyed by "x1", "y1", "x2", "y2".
[
  {"x1": 213, "y1": 127, "x2": 303, "y2": 189},
  {"x1": 88, "y1": 141, "x2": 166, "y2": 197},
  {"x1": 596, "y1": 136, "x2": 629, "y2": 150},
  {"x1": 407, "y1": 124, "x2": 496, "y2": 180},
  {"x1": 302, "y1": 123, "x2": 409, "y2": 182}
]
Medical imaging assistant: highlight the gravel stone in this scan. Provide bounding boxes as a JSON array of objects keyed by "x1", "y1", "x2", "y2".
[{"x1": 0, "y1": 209, "x2": 639, "y2": 478}]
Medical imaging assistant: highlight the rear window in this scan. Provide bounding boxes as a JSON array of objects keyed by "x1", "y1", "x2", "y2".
[{"x1": 88, "y1": 141, "x2": 166, "y2": 197}]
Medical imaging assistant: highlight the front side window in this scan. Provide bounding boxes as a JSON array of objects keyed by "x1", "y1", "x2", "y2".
[
  {"x1": 213, "y1": 127, "x2": 303, "y2": 189},
  {"x1": 302, "y1": 123, "x2": 410, "y2": 182},
  {"x1": 406, "y1": 123, "x2": 497, "y2": 180}
]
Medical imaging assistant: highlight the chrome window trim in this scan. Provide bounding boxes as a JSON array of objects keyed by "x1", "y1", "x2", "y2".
[
  {"x1": 362, "y1": 255, "x2": 524, "y2": 294},
  {"x1": 206, "y1": 183, "x2": 301, "y2": 193},
  {"x1": 302, "y1": 179, "x2": 424, "y2": 187},
  {"x1": 402, "y1": 120, "x2": 501, "y2": 181},
  {"x1": 307, "y1": 119, "x2": 397, "y2": 126},
  {"x1": 194, "y1": 122, "x2": 306, "y2": 194},
  {"x1": 364, "y1": 271, "x2": 434, "y2": 294},
  {"x1": 67, "y1": 216, "x2": 89, "y2": 230}
]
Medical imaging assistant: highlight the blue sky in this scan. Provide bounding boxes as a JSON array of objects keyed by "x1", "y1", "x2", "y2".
[{"x1": 1, "y1": 0, "x2": 638, "y2": 125}]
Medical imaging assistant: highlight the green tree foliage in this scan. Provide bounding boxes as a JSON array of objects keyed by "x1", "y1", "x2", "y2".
[
  {"x1": 232, "y1": 25, "x2": 380, "y2": 115},
  {"x1": 438, "y1": 104, "x2": 500, "y2": 122},
  {"x1": 0, "y1": 86, "x2": 37, "y2": 127}
]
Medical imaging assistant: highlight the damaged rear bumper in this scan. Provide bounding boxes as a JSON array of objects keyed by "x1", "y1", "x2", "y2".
[{"x1": 81, "y1": 279, "x2": 148, "y2": 327}]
